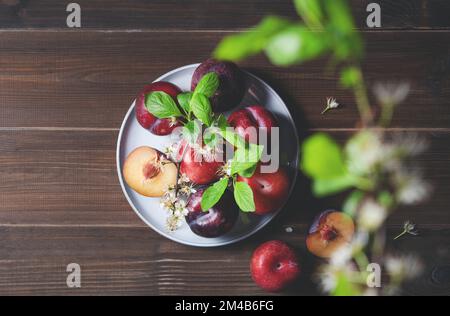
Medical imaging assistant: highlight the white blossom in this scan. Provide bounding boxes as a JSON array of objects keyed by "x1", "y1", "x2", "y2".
[
  {"x1": 358, "y1": 199, "x2": 387, "y2": 231},
  {"x1": 385, "y1": 254, "x2": 423, "y2": 281},
  {"x1": 346, "y1": 130, "x2": 384, "y2": 175},
  {"x1": 322, "y1": 97, "x2": 340, "y2": 114},
  {"x1": 394, "y1": 171, "x2": 431, "y2": 205},
  {"x1": 373, "y1": 82, "x2": 410, "y2": 106}
]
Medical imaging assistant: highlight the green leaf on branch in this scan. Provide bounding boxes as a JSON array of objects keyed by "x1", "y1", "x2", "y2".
[
  {"x1": 177, "y1": 92, "x2": 193, "y2": 114},
  {"x1": 324, "y1": 0, "x2": 363, "y2": 60},
  {"x1": 265, "y1": 25, "x2": 329, "y2": 66},
  {"x1": 234, "y1": 181, "x2": 255, "y2": 212},
  {"x1": 313, "y1": 175, "x2": 356, "y2": 197},
  {"x1": 301, "y1": 133, "x2": 347, "y2": 179},
  {"x1": 201, "y1": 178, "x2": 229, "y2": 211},
  {"x1": 194, "y1": 72, "x2": 220, "y2": 98},
  {"x1": 340, "y1": 66, "x2": 361, "y2": 89},
  {"x1": 145, "y1": 91, "x2": 182, "y2": 119},
  {"x1": 191, "y1": 93, "x2": 213, "y2": 126},
  {"x1": 293, "y1": 0, "x2": 324, "y2": 28},
  {"x1": 214, "y1": 16, "x2": 293, "y2": 61}
]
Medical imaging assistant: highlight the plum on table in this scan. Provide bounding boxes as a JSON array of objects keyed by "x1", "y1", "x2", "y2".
[{"x1": 191, "y1": 58, "x2": 245, "y2": 112}]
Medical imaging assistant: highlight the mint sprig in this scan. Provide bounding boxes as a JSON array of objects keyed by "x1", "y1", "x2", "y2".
[
  {"x1": 143, "y1": 74, "x2": 261, "y2": 215},
  {"x1": 194, "y1": 72, "x2": 220, "y2": 98},
  {"x1": 231, "y1": 143, "x2": 263, "y2": 175},
  {"x1": 191, "y1": 93, "x2": 213, "y2": 126},
  {"x1": 177, "y1": 92, "x2": 193, "y2": 115},
  {"x1": 233, "y1": 181, "x2": 255, "y2": 212},
  {"x1": 201, "y1": 178, "x2": 229, "y2": 211},
  {"x1": 145, "y1": 91, "x2": 182, "y2": 119}
]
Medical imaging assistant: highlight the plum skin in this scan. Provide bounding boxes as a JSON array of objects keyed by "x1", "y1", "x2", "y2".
[
  {"x1": 191, "y1": 59, "x2": 245, "y2": 112},
  {"x1": 250, "y1": 240, "x2": 300, "y2": 292},
  {"x1": 185, "y1": 188, "x2": 239, "y2": 238},
  {"x1": 227, "y1": 105, "x2": 278, "y2": 144}
]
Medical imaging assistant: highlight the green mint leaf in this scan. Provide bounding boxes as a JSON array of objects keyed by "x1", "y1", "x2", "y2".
[
  {"x1": 191, "y1": 93, "x2": 212, "y2": 126},
  {"x1": 201, "y1": 178, "x2": 229, "y2": 211},
  {"x1": 219, "y1": 129, "x2": 246, "y2": 148},
  {"x1": 234, "y1": 181, "x2": 255, "y2": 212},
  {"x1": 145, "y1": 91, "x2": 182, "y2": 119},
  {"x1": 265, "y1": 25, "x2": 329, "y2": 66},
  {"x1": 231, "y1": 144, "x2": 263, "y2": 175},
  {"x1": 214, "y1": 15, "x2": 293, "y2": 61},
  {"x1": 182, "y1": 120, "x2": 201, "y2": 145},
  {"x1": 215, "y1": 114, "x2": 228, "y2": 130},
  {"x1": 177, "y1": 92, "x2": 193, "y2": 114},
  {"x1": 238, "y1": 164, "x2": 257, "y2": 178},
  {"x1": 194, "y1": 72, "x2": 219, "y2": 98},
  {"x1": 301, "y1": 133, "x2": 347, "y2": 179},
  {"x1": 204, "y1": 130, "x2": 218, "y2": 149}
]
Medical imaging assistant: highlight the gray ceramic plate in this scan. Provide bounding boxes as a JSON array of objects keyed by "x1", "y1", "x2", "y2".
[{"x1": 116, "y1": 64, "x2": 299, "y2": 247}]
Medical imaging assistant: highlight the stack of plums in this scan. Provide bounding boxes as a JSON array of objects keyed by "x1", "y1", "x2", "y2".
[{"x1": 123, "y1": 59, "x2": 291, "y2": 238}]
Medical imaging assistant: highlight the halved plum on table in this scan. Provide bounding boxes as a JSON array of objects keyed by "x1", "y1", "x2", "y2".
[
  {"x1": 135, "y1": 81, "x2": 182, "y2": 135},
  {"x1": 306, "y1": 210, "x2": 355, "y2": 258},
  {"x1": 186, "y1": 188, "x2": 239, "y2": 238},
  {"x1": 123, "y1": 146, "x2": 177, "y2": 197},
  {"x1": 228, "y1": 105, "x2": 278, "y2": 144},
  {"x1": 191, "y1": 59, "x2": 245, "y2": 112},
  {"x1": 237, "y1": 165, "x2": 290, "y2": 215}
]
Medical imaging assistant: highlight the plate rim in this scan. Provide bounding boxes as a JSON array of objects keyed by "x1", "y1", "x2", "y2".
[{"x1": 116, "y1": 63, "x2": 299, "y2": 247}]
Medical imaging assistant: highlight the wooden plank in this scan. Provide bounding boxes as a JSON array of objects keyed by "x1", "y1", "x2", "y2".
[
  {"x1": 0, "y1": 30, "x2": 449, "y2": 129},
  {"x1": 0, "y1": 129, "x2": 448, "y2": 227},
  {"x1": 0, "y1": 130, "x2": 136, "y2": 226},
  {"x1": 0, "y1": 225, "x2": 448, "y2": 295},
  {"x1": 0, "y1": 0, "x2": 449, "y2": 30}
]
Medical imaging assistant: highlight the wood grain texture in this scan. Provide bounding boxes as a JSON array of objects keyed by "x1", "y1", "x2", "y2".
[
  {"x1": 0, "y1": 129, "x2": 448, "y2": 295},
  {"x1": 0, "y1": 0, "x2": 449, "y2": 30},
  {"x1": 0, "y1": 31, "x2": 449, "y2": 129},
  {"x1": 0, "y1": 130, "x2": 448, "y2": 227},
  {"x1": 0, "y1": 225, "x2": 448, "y2": 295}
]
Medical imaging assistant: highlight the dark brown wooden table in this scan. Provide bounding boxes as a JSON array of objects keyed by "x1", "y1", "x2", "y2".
[{"x1": 0, "y1": 0, "x2": 449, "y2": 295}]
